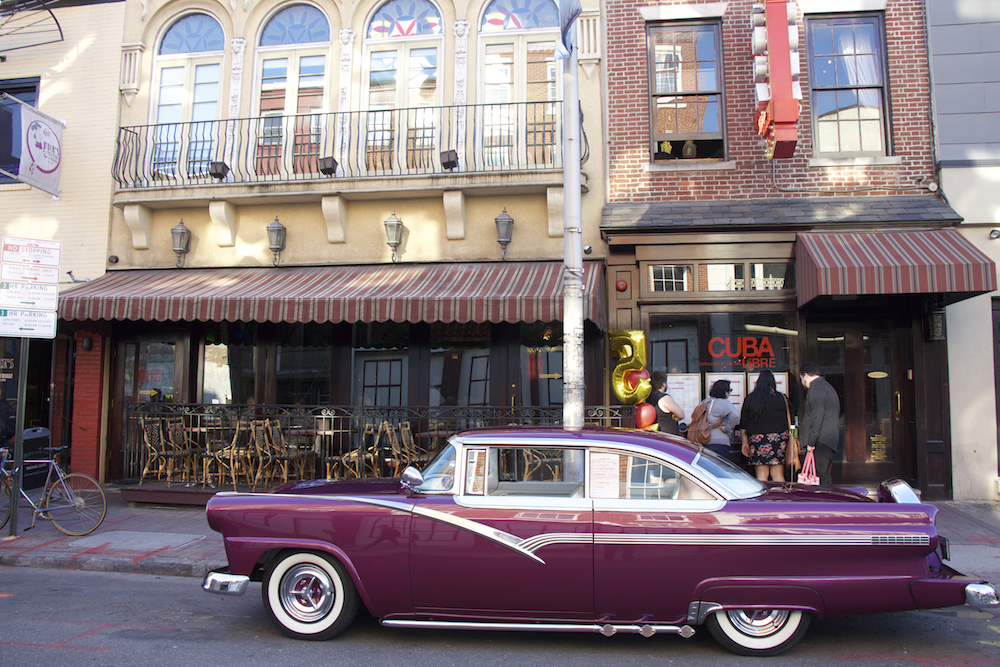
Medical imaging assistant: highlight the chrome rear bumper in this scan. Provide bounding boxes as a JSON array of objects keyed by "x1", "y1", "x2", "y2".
[
  {"x1": 966, "y1": 583, "x2": 1000, "y2": 608},
  {"x1": 203, "y1": 569, "x2": 250, "y2": 596}
]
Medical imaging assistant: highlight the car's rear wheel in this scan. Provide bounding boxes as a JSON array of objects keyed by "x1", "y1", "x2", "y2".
[
  {"x1": 262, "y1": 551, "x2": 360, "y2": 640},
  {"x1": 706, "y1": 608, "x2": 810, "y2": 656}
]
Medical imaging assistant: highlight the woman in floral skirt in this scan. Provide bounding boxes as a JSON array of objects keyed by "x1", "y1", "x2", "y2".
[{"x1": 739, "y1": 369, "x2": 790, "y2": 482}]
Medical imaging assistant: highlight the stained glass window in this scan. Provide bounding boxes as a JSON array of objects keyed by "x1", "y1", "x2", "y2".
[
  {"x1": 368, "y1": 0, "x2": 443, "y2": 39},
  {"x1": 481, "y1": 0, "x2": 558, "y2": 32},
  {"x1": 260, "y1": 5, "x2": 330, "y2": 46},
  {"x1": 159, "y1": 14, "x2": 225, "y2": 55}
]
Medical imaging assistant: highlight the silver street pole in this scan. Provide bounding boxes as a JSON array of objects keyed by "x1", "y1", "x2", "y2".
[{"x1": 562, "y1": 22, "x2": 584, "y2": 430}]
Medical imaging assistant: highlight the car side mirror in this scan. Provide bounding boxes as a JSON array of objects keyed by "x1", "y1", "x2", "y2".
[{"x1": 401, "y1": 466, "x2": 424, "y2": 490}]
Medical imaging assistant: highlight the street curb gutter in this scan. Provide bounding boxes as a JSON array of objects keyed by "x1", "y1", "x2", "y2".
[{"x1": 0, "y1": 552, "x2": 227, "y2": 578}]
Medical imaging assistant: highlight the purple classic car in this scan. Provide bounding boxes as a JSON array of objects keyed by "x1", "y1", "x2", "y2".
[{"x1": 202, "y1": 426, "x2": 999, "y2": 656}]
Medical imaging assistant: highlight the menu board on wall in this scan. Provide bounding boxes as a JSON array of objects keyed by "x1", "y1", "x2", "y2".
[
  {"x1": 748, "y1": 372, "x2": 790, "y2": 397},
  {"x1": 705, "y1": 373, "x2": 747, "y2": 414},
  {"x1": 667, "y1": 373, "x2": 701, "y2": 426}
]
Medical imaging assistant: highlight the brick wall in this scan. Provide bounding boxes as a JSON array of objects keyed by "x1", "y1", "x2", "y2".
[
  {"x1": 68, "y1": 332, "x2": 104, "y2": 479},
  {"x1": 605, "y1": 0, "x2": 935, "y2": 202}
]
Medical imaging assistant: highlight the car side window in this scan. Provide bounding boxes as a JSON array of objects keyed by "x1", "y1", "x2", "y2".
[
  {"x1": 467, "y1": 446, "x2": 584, "y2": 498},
  {"x1": 590, "y1": 451, "x2": 714, "y2": 500}
]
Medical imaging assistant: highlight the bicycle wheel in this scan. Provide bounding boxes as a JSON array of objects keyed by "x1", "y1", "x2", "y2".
[{"x1": 45, "y1": 473, "x2": 107, "y2": 536}]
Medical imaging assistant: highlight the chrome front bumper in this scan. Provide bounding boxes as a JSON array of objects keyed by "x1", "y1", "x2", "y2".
[
  {"x1": 203, "y1": 569, "x2": 250, "y2": 596},
  {"x1": 966, "y1": 583, "x2": 1000, "y2": 609}
]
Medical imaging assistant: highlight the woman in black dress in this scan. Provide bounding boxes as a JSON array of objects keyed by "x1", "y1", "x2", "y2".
[{"x1": 739, "y1": 369, "x2": 789, "y2": 482}]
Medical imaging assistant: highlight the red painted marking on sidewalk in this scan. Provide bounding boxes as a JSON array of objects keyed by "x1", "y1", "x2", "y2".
[
  {"x1": 1, "y1": 537, "x2": 66, "y2": 556},
  {"x1": 70, "y1": 542, "x2": 111, "y2": 562},
  {"x1": 133, "y1": 544, "x2": 172, "y2": 564}
]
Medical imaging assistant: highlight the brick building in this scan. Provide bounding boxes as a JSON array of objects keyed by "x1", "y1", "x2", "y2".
[{"x1": 600, "y1": 0, "x2": 996, "y2": 498}]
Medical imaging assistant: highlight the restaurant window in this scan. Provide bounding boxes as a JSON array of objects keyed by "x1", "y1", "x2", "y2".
[
  {"x1": 430, "y1": 322, "x2": 490, "y2": 406},
  {"x1": 806, "y1": 13, "x2": 887, "y2": 156},
  {"x1": 700, "y1": 264, "x2": 745, "y2": 291},
  {"x1": 650, "y1": 264, "x2": 693, "y2": 292},
  {"x1": 0, "y1": 77, "x2": 40, "y2": 183},
  {"x1": 276, "y1": 322, "x2": 332, "y2": 404},
  {"x1": 353, "y1": 322, "x2": 408, "y2": 406},
  {"x1": 124, "y1": 340, "x2": 177, "y2": 403},
  {"x1": 646, "y1": 21, "x2": 724, "y2": 161},
  {"x1": 521, "y1": 322, "x2": 562, "y2": 406},
  {"x1": 648, "y1": 312, "x2": 798, "y2": 414},
  {"x1": 201, "y1": 323, "x2": 256, "y2": 403}
]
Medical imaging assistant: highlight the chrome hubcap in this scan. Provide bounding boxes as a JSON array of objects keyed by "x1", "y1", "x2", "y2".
[
  {"x1": 279, "y1": 564, "x2": 335, "y2": 623},
  {"x1": 727, "y1": 609, "x2": 790, "y2": 637}
]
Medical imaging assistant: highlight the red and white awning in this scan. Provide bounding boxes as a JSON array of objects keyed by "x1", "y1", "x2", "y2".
[
  {"x1": 59, "y1": 261, "x2": 608, "y2": 330},
  {"x1": 796, "y1": 229, "x2": 996, "y2": 307}
]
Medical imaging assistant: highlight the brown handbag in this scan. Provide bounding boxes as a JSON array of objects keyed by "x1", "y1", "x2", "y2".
[{"x1": 784, "y1": 394, "x2": 801, "y2": 470}]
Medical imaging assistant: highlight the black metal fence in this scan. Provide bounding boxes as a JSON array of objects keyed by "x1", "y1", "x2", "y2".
[
  {"x1": 114, "y1": 101, "x2": 569, "y2": 188},
  {"x1": 121, "y1": 402, "x2": 634, "y2": 485}
]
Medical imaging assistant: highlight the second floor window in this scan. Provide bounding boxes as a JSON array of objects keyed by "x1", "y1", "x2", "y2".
[
  {"x1": 256, "y1": 4, "x2": 331, "y2": 176},
  {"x1": 364, "y1": 0, "x2": 443, "y2": 172},
  {"x1": 646, "y1": 21, "x2": 724, "y2": 161},
  {"x1": 153, "y1": 13, "x2": 225, "y2": 178},
  {"x1": 807, "y1": 14, "x2": 887, "y2": 157}
]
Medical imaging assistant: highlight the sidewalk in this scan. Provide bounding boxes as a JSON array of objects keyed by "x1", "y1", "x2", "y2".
[{"x1": 1, "y1": 486, "x2": 999, "y2": 582}]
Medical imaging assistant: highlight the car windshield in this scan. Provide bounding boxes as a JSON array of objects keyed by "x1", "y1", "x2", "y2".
[
  {"x1": 692, "y1": 448, "x2": 765, "y2": 499},
  {"x1": 415, "y1": 443, "x2": 457, "y2": 493}
]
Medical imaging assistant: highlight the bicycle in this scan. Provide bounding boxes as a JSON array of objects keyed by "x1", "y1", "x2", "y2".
[{"x1": 1, "y1": 445, "x2": 107, "y2": 536}]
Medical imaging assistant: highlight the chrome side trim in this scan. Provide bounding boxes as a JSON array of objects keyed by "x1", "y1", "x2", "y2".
[
  {"x1": 381, "y1": 619, "x2": 695, "y2": 638},
  {"x1": 594, "y1": 533, "x2": 930, "y2": 547},
  {"x1": 202, "y1": 570, "x2": 249, "y2": 596},
  {"x1": 966, "y1": 583, "x2": 1000, "y2": 608}
]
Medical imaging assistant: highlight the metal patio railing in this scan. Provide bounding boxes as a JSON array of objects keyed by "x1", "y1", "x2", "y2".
[{"x1": 114, "y1": 101, "x2": 570, "y2": 188}]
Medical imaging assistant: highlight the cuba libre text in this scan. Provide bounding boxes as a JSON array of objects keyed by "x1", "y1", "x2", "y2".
[{"x1": 709, "y1": 336, "x2": 776, "y2": 369}]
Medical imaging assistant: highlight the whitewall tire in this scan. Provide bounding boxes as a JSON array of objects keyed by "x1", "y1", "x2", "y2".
[
  {"x1": 262, "y1": 551, "x2": 360, "y2": 640},
  {"x1": 706, "y1": 608, "x2": 810, "y2": 656}
]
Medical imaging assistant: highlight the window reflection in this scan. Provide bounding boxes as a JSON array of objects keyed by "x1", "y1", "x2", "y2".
[{"x1": 202, "y1": 323, "x2": 256, "y2": 403}]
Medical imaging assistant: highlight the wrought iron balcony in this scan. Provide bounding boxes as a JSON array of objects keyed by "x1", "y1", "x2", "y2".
[{"x1": 113, "y1": 102, "x2": 571, "y2": 189}]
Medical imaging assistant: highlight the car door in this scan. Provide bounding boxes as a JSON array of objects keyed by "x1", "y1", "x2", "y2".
[
  {"x1": 409, "y1": 443, "x2": 594, "y2": 620},
  {"x1": 591, "y1": 449, "x2": 725, "y2": 623}
]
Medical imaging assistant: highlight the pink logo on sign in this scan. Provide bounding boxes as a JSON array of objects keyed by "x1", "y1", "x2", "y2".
[{"x1": 26, "y1": 120, "x2": 61, "y2": 174}]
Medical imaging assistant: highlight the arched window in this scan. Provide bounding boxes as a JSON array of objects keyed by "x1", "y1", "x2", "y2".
[
  {"x1": 478, "y1": 0, "x2": 560, "y2": 168},
  {"x1": 255, "y1": 5, "x2": 331, "y2": 175},
  {"x1": 363, "y1": 0, "x2": 444, "y2": 172},
  {"x1": 153, "y1": 13, "x2": 225, "y2": 177}
]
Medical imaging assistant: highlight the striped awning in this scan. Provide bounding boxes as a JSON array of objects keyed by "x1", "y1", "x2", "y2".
[
  {"x1": 796, "y1": 229, "x2": 996, "y2": 307},
  {"x1": 59, "y1": 261, "x2": 608, "y2": 330}
]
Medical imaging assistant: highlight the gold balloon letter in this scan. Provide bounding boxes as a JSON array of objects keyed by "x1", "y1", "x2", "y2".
[{"x1": 610, "y1": 330, "x2": 652, "y2": 405}]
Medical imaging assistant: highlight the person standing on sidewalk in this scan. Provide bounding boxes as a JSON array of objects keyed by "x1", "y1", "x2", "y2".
[
  {"x1": 649, "y1": 371, "x2": 684, "y2": 435},
  {"x1": 799, "y1": 362, "x2": 841, "y2": 486}
]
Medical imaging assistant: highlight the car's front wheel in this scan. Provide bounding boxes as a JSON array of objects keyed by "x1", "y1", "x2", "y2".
[
  {"x1": 705, "y1": 608, "x2": 810, "y2": 656},
  {"x1": 262, "y1": 551, "x2": 360, "y2": 640}
]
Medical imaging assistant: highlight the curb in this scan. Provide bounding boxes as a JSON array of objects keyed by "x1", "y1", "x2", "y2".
[{"x1": 0, "y1": 551, "x2": 227, "y2": 578}]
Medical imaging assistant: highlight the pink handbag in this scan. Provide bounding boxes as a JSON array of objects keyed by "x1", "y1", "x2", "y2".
[{"x1": 797, "y1": 449, "x2": 820, "y2": 486}]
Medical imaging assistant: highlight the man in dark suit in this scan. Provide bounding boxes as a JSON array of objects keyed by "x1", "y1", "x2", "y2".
[{"x1": 799, "y1": 362, "x2": 841, "y2": 486}]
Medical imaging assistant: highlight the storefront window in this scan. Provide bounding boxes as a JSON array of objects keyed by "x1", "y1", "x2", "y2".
[
  {"x1": 353, "y1": 322, "x2": 408, "y2": 406},
  {"x1": 276, "y1": 323, "x2": 332, "y2": 404},
  {"x1": 520, "y1": 322, "x2": 562, "y2": 406},
  {"x1": 649, "y1": 265, "x2": 693, "y2": 292},
  {"x1": 749, "y1": 263, "x2": 794, "y2": 291},
  {"x1": 700, "y1": 263, "x2": 745, "y2": 291},
  {"x1": 648, "y1": 312, "x2": 798, "y2": 415},
  {"x1": 124, "y1": 340, "x2": 176, "y2": 402},
  {"x1": 202, "y1": 323, "x2": 256, "y2": 403},
  {"x1": 430, "y1": 322, "x2": 490, "y2": 406}
]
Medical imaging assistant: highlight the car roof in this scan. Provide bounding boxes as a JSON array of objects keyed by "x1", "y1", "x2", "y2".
[{"x1": 450, "y1": 425, "x2": 701, "y2": 466}]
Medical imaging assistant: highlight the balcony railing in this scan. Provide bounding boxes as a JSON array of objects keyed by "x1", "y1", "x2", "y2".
[
  {"x1": 120, "y1": 402, "x2": 633, "y2": 486},
  {"x1": 114, "y1": 102, "x2": 570, "y2": 189}
]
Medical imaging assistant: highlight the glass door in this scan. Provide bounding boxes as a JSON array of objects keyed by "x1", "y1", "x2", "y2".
[{"x1": 806, "y1": 325, "x2": 912, "y2": 486}]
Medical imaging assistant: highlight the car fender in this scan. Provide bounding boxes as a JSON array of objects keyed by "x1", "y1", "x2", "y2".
[{"x1": 691, "y1": 579, "x2": 827, "y2": 621}]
